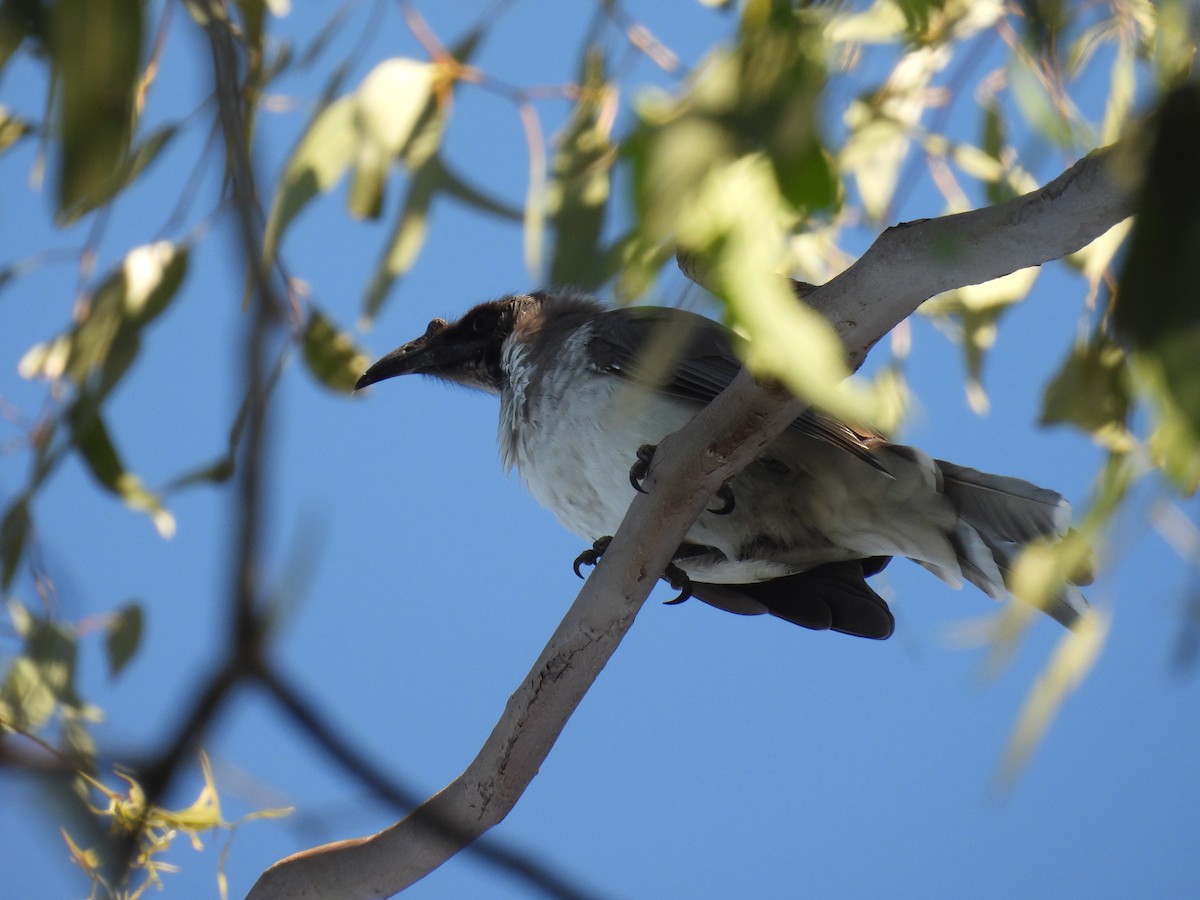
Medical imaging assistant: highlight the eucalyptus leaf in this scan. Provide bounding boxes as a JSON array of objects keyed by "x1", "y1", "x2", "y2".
[
  {"x1": 105, "y1": 602, "x2": 143, "y2": 678},
  {"x1": 51, "y1": 0, "x2": 143, "y2": 217},
  {"x1": 68, "y1": 402, "x2": 175, "y2": 538},
  {"x1": 548, "y1": 50, "x2": 616, "y2": 289},
  {"x1": 58, "y1": 125, "x2": 180, "y2": 224},
  {"x1": 0, "y1": 105, "x2": 31, "y2": 154},
  {"x1": 302, "y1": 306, "x2": 370, "y2": 394},
  {"x1": 0, "y1": 498, "x2": 30, "y2": 589},
  {"x1": 362, "y1": 160, "x2": 441, "y2": 322},
  {"x1": 1041, "y1": 337, "x2": 1134, "y2": 453},
  {"x1": 18, "y1": 242, "x2": 188, "y2": 400},
  {"x1": 264, "y1": 95, "x2": 358, "y2": 264}
]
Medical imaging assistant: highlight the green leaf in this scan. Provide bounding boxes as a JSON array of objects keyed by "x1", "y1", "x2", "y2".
[
  {"x1": 347, "y1": 58, "x2": 437, "y2": 220},
  {"x1": 264, "y1": 95, "x2": 358, "y2": 264},
  {"x1": 50, "y1": 0, "x2": 144, "y2": 217},
  {"x1": 362, "y1": 160, "x2": 441, "y2": 322},
  {"x1": 68, "y1": 402, "x2": 175, "y2": 537},
  {"x1": 4, "y1": 599, "x2": 83, "y2": 717},
  {"x1": 547, "y1": 49, "x2": 616, "y2": 288},
  {"x1": 18, "y1": 242, "x2": 188, "y2": 398},
  {"x1": 676, "y1": 158, "x2": 878, "y2": 426},
  {"x1": 775, "y1": 139, "x2": 840, "y2": 214},
  {"x1": 302, "y1": 306, "x2": 370, "y2": 394},
  {"x1": 58, "y1": 125, "x2": 179, "y2": 224},
  {"x1": 921, "y1": 267, "x2": 1039, "y2": 413},
  {"x1": 0, "y1": 105, "x2": 31, "y2": 154},
  {"x1": 104, "y1": 602, "x2": 143, "y2": 678},
  {"x1": 356, "y1": 58, "x2": 437, "y2": 157},
  {"x1": 0, "y1": 3, "x2": 40, "y2": 74},
  {"x1": 436, "y1": 157, "x2": 523, "y2": 221},
  {"x1": 840, "y1": 109, "x2": 908, "y2": 220},
  {"x1": 0, "y1": 498, "x2": 30, "y2": 589},
  {"x1": 1041, "y1": 335, "x2": 1134, "y2": 452},
  {"x1": 1, "y1": 657, "x2": 56, "y2": 730},
  {"x1": 1114, "y1": 83, "x2": 1200, "y2": 492}
]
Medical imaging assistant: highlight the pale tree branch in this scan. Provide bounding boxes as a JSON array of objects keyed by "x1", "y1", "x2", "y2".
[{"x1": 249, "y1": 146, "x2": 1136, "y2": 900}]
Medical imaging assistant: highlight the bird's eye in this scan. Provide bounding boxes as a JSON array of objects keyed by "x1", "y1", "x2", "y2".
[{"x1": 471, "y1": 314, "x2": 491, "y2": 334}]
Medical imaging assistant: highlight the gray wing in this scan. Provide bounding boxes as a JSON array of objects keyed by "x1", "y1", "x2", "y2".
[{"x1": 585, "y1": 306, "x2": 886, "y2": 468}]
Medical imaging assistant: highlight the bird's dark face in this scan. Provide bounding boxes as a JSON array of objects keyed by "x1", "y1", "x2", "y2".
[{"x1": 355, "y1": 298, "x2": 525, "y2": 394}]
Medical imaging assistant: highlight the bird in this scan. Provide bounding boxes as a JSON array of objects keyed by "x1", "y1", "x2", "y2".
[{"x1": 355, "y1": 289, "x2": 1090, "y2": 640}]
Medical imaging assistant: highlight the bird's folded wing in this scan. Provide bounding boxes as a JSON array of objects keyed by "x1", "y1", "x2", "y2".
[
  {"x1": 586, "y1": 306, "x2": 885, "y2": 468},
  {"x1": 691, "y1": 560, "x2": 896, "y2": 640}
]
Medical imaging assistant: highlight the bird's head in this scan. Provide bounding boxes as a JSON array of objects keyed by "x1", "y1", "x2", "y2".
[
  {"x1": 355, "y1": 291, "x2": 606, "y2": 395},
  {"x1": 355, "y1": 296, "x2": 530, "y2": 394}
]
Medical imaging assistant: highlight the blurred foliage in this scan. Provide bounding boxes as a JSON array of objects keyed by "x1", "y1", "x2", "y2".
[
  {"x1": 0, "y1": 0, "x2": 1197, "y2": 892},
  {"x1": 59, "y1": 751, "x2": 290, "y2": 900}
]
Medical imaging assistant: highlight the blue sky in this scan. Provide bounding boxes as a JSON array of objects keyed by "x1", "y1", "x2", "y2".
[{"x1": 2, "y1": 2, "x2": 1199, "y2": 898}]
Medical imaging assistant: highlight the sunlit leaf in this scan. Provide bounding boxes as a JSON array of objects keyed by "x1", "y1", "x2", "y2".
[
  {"x1": 105, "y1": 602, "x2": 143, "y2": 678},
  {"x1": 841, "y1": 106, "x2": 910, "y2": 221},
  {"x1": 947, "y1": 141, "x2": 1005, "y2": 183},
  {"x1": 1066, "y1": 219, "x2": 1131, "y2": 306},
  {"x1": 0, "y1": 105, "x2": 31, "y2": 153},
  {"x1": 922, "y1": 267, "x2": 1039, "y2": 413},
  {"x1": 1009, "y1": 54, "x2": 1094, "y2": 149},
  {"x1": 302, "y1": 306, "x2": 370, "y2": 394},
  {"x1": 264, "y1": 95, "x2": 357, "y2": 264},
  {"x1": 19, "y1": 242, "x2": 188, "y2": 402},
  {"x1": 997, "y1": 608, "x2": 1109, "y2": 787},
  {"x1": 1101, "y1": 37, "x2": 1136, "y2": 144},
  {"x1": 1151, "y1": 0, "x2": 1195, "y2": 88},
  {"x1": 356, "y1": 58, "x2": 436, "y2": 156},
  {"x1": 1, "y1": 657, "x2": 57, "y2": 731},
  {"x1": 677, "y1": 158, "x2": 878, "y2": 426},
  {"x1": 50, "y1": 0, "x2": 143, "y2": 217},
  {"x1": 1041, "y1": 335, "x2": 1134, "y2": 451},
  {"x1": 826, "y1": 0, "x2": 907, "y2": 44},
  {"x1": 347, "y1": 58, "x2": 437, "y2": 219},
  {"x1": 3, "y1": 599, "x2": 83, "y2": 720}
]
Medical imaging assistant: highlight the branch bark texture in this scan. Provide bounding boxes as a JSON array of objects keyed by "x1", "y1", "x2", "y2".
[{"x1": 249, "y1": 148, "x2": 1136, "y2": 900}]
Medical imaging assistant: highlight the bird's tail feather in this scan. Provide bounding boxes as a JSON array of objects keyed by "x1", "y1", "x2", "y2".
[{"x1": 933, "y1": 459, "x2": 1089, "y2": 628}]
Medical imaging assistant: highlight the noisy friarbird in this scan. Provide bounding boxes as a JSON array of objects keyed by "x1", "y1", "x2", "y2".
[{"x1": 356, "y1": 290, "x2": 1089, "y2": 639}]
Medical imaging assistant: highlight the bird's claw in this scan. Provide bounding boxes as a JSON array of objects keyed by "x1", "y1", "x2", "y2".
[
  {"x1": 628, "y1": 444, "x2": 656, "y2": 494},
  {"x1": 630, "y1": 443, "x2": 733, "y2": 515},
  {"x1": 661, "y1": 562, "x2": 692, "y2": 605},
  {"x1": 573, "y1": 536, "x2": 692, "y2": 605},
  {"x1": 707, "y1": 482, "x2": 735, "y2": 516},
  {"x1": 573, "y1": 536, "x2": 613, "y2": 579}
]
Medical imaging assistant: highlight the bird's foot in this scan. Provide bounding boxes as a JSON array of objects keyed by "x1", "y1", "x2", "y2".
[
  {"x1": 572, "y1": 535, "x2": 692, "y2": 605},
  {"x1": 661, "y1": 561, "x2": 692, "y2": 605},
  {"x1": 573, "y1": 536, "x2": 612, "y2": 579},
  {"x1": 708, "y1": 482, "x2": 735, "y2": 516},
  {"x1": 628, "y1": 444, "x2": 656, "y2": 494},
  {"x1": 628, "y1": 443, "x2": 735, "y2": 515}
]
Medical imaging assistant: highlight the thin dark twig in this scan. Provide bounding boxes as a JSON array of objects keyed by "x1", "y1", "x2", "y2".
[{"x1": 110, "y1": 0, "x2": 283, "y2": 876}]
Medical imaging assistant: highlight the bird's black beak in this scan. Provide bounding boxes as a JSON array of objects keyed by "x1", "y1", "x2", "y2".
[{"x1": 354, "y1": 319, "x2": 449, "y2": 391}]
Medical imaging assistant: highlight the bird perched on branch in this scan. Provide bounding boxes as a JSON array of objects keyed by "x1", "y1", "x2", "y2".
[{"x1": 356, "y1": 290, "x2": 1089, "y2": 640}]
